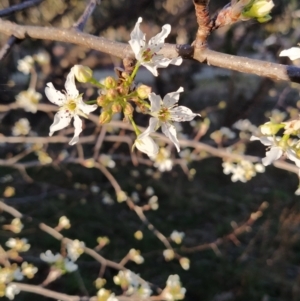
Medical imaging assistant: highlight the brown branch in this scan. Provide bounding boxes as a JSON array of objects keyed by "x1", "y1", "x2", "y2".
[
  {"x1": 0, "y1": 36, "x2": 18, "y2": 60},
  {"x1": 181, "y1": 201, "x2": 269, "y2": 253},
  {"x1": 193, "y1": 0, "x2": 211, "y2": 48},
  {"x1": 0, "y1": 18, "x2": 299, "y2": 82}
]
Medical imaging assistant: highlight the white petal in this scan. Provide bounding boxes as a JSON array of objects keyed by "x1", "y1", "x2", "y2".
[
  {"x1": 161, "y1": 122, "x2": 180, "y2": 152},
  {"x1": 45, "y1": 83, "x2": 66, "y2": 106},
  {"x1": 138, "y1": 117, "x2": 159, "y2": 140},
  {"x1": 148, "y1": 24, "x2": 171, "y2": 53},
  {"x1": 135, "y1": 136, "x2": 159, "y2": 158},
  {"x1": 250, "y1": 135, "x2": 273, "y2": 146},
  {"x1": 262, "y1": 146, "x2": 283, "y2": 166},
  {"x1": 78, "y1": 100, "x2": 98, "y2": 115},
  {"x1": 65, "y1": 68, "x2": 79, "y2": 99},
  {"x1": 149, "y1": 93, "x2": 162, "y2": 112},
  {"x1": 286, "y1": 149, "x2": 300, "y2": 168},
  {"x1": 163, "y1": 87, "x2": 184, "y2": 108},
  {"x1": 69, "y1": 115, "x2": 82, "y2": 145},
  {"x1": 49, "y1": 110, "x2": 72, "y2": 136},
  {"x1": 170, "y1": 106, "x2": 200, "y2": 122},
  {"x1": 141, "y1": 63, "x2": 159, "y2": 77},
  {"x1": 129, "y1": 17, "x2": 146, "y2": 58},
  {"x1": 279, "y1": 47, "x2": 300, "y2": 60}
]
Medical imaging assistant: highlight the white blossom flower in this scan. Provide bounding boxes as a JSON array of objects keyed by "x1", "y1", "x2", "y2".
[
  {"x1": 152, "y1": 148, "x2": 173, "y2": 172},
  {"x1": 13, "y1": 268, "x2": 24, "y2": 281},
  {"x1": 170, "y1": 230, "x2": 185, "y2": 244},
  {"x1": 179, "y1": 257, "x2": 190, "y2": 270},
  {"x1": 40, "y1": 250, "x2": 63, "y2": 263},
  {"x1": 17, "y1": 55, "x2": 34, "y2": 74},
  {"x1": 162, "y1": 274, "x2": 186, "y2": 301},
  {"x1": 251, "y1": 136, "x2": 300, "y2": 167},
  {"x1": 16, "y1": 88, "x2": 42, "y2": 113},
  {"x1": 64, "y1": 258, "x2": 78, "y2": 273},
  {"x1": 129, "y1": 17, "x2": 182, "y2": 76},
  {"x1": 97, "y1": 288, "x2": 118, "y2": 301},
  {"x1": 58, "y1": 216, "x2": 71, "y2": 229},
  {"x1": 5, "y1": 284, "x2": 20, "y2": 300},
  {"x1": 279, "y1": 46, "x2": 300, "y2": 61},
  {"x1": 137, "y1": 282, "x2": 152, "y2": 299},
  {"x1": 45, "y1": 67, "x2": 97, "y2": 145},
  {"x1": 163, "y1": 249, "x2": 175, "y2": 261},
  {"x1": 21, "y1": 262, "x2": 38, "y2": 279},
  {"x1": 66, "y1": 239, "x2": 85, "y2": 261},
  {"x1": 129, "y1": 249, "x2": 144, "y2": 264},
  {"x1": 6, "y1": 238, "x2": 30, "y2": 252},
  {"x1": 138, "y1": 87, "x2": 199, "y2": 152},
  {"x1": 12, "y1": 118, "x2": 31, "y2": 136},
  {"x1": 135, "y1": 135, "x2": 159, "y2": 158}
]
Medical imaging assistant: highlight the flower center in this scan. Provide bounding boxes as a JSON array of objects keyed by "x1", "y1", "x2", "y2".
[
  {"x1": 158, "y1": 107, "x2": 171, "y2": 122},
  {"x1": 65, "y1": 99, "x2": 77, "y2": 113},
  {"x1": 141, "y1": 48, "x2": 154, "y2": 62}
]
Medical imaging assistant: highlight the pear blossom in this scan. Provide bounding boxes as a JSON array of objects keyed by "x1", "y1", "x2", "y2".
[
  {"x1": 250, "y1": 136, "x2": 300, "y2": 167},
  {"x1": 45, "y1": 67, "x2": 97, "y2": 145},
  {"x1": 5, "y1": 284, "x2": 20, "y2": 300},
  {"x1": 16, "y1": 88, "x2": 42, "y2": 113},
  {"x1": 129, "y1": 17, "x2": 182, "y2": 76},
  {"x1": 138, "y1": 87, "x2": 199, "y2": 152},
  {"x1": 17, "y1": 55, "x2": 34, "y2": 74},
  {"x1": 40, "y1": 250, "x2": 63, "y2": 263},
  {"x1": 279, "y1": 46, "x2": 300, "y2": 61},
  {"x1": 12, "y1": 118, "x2": 31, "y2": 136}
]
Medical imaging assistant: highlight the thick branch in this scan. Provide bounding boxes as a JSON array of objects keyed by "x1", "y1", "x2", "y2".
[{"x1": 0, "y1": 18, "x2": 298, "y2": 83}]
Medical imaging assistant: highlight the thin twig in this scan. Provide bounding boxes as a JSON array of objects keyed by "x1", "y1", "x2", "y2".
[
  {"x1": 73, "y1": 0, "x2": 100, "y2": 31},
  {"x1": 0, "y1": 0, "x2": 45, "y2": 17}
]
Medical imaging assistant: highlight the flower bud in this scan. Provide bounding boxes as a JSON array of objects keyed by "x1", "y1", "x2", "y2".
[
  {"x1": 106, "y1": 89, "x2": 118, "y2": 101},
  {"x1": 97, "y1": 95, "x2": 106, "y2": 107},
  {"x1": 104, "y1": 76, "x2": 117, "y2": 89},
  {"x1": 73, "y1": 65, "x2": 93, "y2": 83},
  {"x1": 111, "y1": 103, "x2": 122, "y2": 113},
  {"x1": 260, "y1": 121, "x2": 282, "y2": 135},
  {"x1": 123, "y1": 103, "x2": 134, "y2": 116},
  {"x1": 136, "y1": 84, "x2": 151, "y2": 99},
  {"x1": 99, "y1": 111, "x2": 112, "y2": 124}
]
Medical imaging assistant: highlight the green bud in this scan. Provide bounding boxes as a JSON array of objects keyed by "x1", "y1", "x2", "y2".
[
  {"x1": 73, "y1": 65, "x2": 93, "y2": 83},
  {"x1": 104, "y1": 76, "x2": 117, "y2": 89},
  {"x1": 242, "y1": 0, "x2": 274, "y2": 23},
  {"x1": 99, "y1": 111, "x2": 112, "y2": 124},
  {"x1": 136, "y1": 84, "x2": 151, "y2": 99},
  {"x1": 123, "y1": 103, "x2": 134, "y2": 116},
  {"x1": 111, "y1": 103, "x2": 122, "y2": 113}
]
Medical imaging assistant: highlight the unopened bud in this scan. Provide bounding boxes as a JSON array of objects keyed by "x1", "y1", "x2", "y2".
[
  {"x1": 73, "y1": 65, "x2": 93, "y2": 83},
  {"x1": 97, "y1": 95, "x2": 106, "y2": 107},
  {"x1": 124, "y1": 103, "x2": 134, "y2": 116},
  {"x1": 111, "y1": 103, "x2": 122, "y2": 113},
  {"x1": 99, "y1": 111, "x2": 112, "y2": 124},
  {"x1": 137, "y1": 84, "x2": 151, "y2": 99},
  {"x1": 106, "y1": 89, "x2": 118, "y2": 101},
  {"x1": 104, "y1": 76, "x2": 117, "y2": 89}
]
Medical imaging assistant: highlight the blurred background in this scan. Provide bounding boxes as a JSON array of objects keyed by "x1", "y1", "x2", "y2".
[{"x1": 1, "y1": 0, "x2": 300, "y2": 300}]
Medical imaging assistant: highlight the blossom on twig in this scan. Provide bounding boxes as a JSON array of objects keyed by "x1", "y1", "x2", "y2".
[
  {"x1": 45, "y1": 67, "x2": 97, "y2": 145},
  {"x1": 138, "y1": 87, "x2": 200, "y2": 152},
  {"x1": 129, "y1": 17, "x2": 182, "y2": 76}
]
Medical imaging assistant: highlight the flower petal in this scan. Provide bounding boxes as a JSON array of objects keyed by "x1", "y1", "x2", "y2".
[
  {"x1": 170, "y1": 106, "x2": 200, "y2": 122},
  {"x1": 161, "y1": 122, "x2": 180, "y2": 152},
  {"x1": 65, "y1": 68, "x2": 79, "y2": 99},
  {"x1": 69, "y1": 115, "x2": 82, "y2": 145},
  {"x1": 49, "y1": 110, "x2": 72, "y2": 136},
  {"x1": 148, "y1": 24, "x2": 171, "y2": 53},
  {"x1": 262, "y1": 146, "x2": 282, "y2": 166},
  {"x1": 45, "y1": 83, "x2": 66, "y2": 106},
  {"x1": 129, "y1": 17, "x2": 146, "y2": 58},
  {"x1": 77, "y1": 100, "x2": 98, "y2": 115},
  {"x1": 163, "y1": 87, "x2": 184, "y2": 108},
  {"x1": 279, "y1": 47, "x2": 300, "y2": 60},
  {"x1": 135, "y1": 135, "x2": 159, "y2": 158},
  {"x1": 149, "y1": 93, "x2": 162, "y2": 112}
]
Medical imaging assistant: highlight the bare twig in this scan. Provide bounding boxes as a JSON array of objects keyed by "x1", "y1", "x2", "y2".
[
  {"x1": 0, "y1": 36, "x2": 18, "y2": 60},
  {"x1": 73, "y1": 0, "x2": 100, "y2": 31},
  {"x1": 0, "y1": 0, "x2": 45, "y2": 17}
]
